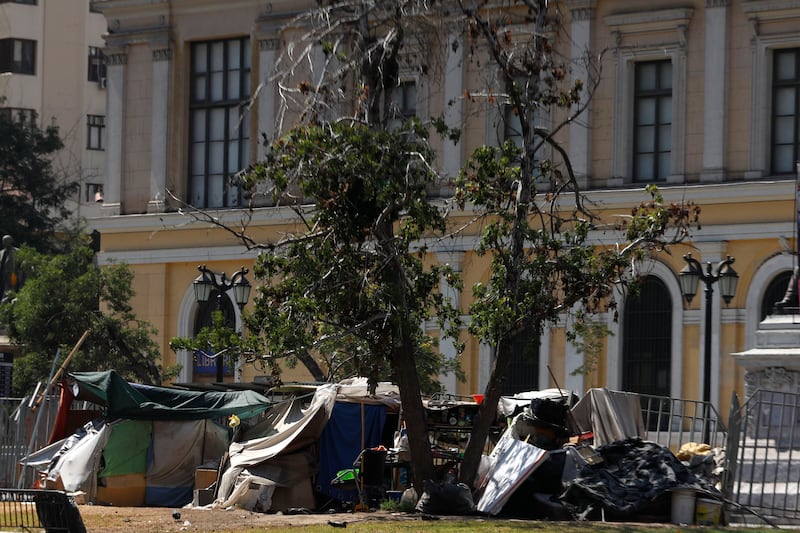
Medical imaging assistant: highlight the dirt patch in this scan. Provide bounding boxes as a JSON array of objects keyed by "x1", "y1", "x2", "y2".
[{"x1": 77, "y1": 505, "x2": 415, "y2": 532}]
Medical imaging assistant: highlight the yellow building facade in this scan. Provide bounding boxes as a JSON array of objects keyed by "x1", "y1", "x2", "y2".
[{"x1": 86, "y1": 0, "x2": 800, "y2": 419}]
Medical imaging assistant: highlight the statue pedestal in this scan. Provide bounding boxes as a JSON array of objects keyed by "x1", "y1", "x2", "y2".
[{"x1": 733, "y1": 315, "x2": 800, "y2": 448}]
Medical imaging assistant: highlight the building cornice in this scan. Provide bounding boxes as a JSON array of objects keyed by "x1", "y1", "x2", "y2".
[{"x1": 605, "y1": 8, "x2": 694, "y2": 35}]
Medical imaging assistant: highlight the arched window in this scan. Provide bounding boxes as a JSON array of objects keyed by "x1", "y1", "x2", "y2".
[
  {"x1": 502, "y1": 330, "x2": 539, "y2": 395},
  {"x1": 192, "y1": 289, "x2": 236, "y2": 378},
  {"x1": 761, "y1": 270, "x2": 796, "y2": 320},
  {"x1": 622, "y1": 276, "x2": 672, "y2": 397}
]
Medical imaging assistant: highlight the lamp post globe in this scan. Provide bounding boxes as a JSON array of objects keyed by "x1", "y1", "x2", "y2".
[{"x1": 193, "y1": 265, "x2": 251, "y2": 383}]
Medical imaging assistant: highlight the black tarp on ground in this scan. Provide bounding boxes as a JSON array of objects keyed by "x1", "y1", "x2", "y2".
[{"x1": 560, "y1": 438, "x2": 720, "y2": 521}]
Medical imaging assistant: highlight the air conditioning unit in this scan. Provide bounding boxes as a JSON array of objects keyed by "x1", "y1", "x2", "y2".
[{"x1": 99, "y1": 77, "x2": 108, "y2": 89}]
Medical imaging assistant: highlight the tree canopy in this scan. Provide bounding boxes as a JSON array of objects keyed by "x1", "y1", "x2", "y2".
[
  {"x1": 0, "y1": 113, "x2": 79, "y2": 252},
  {"x1": 242, "y1": 119, "x2": 462, "y2": 487},
  {"x1": 0, "y1": 242, "x2": 169, "y2": 395},
  {"x1": 178, "y1": 0, "x2": 700, "y2": 491}
]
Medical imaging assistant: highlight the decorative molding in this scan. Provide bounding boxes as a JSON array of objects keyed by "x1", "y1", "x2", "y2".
[
  {"x1": 743, "y1": 0, "x2": 800, "y2": 21},
  {"x1": 107, "y1": 53, "x2": 128, "y2": 66},
  {"x1": 152, "y1": 48, "x2": 172, "y2": 62},
  {"x1": 605, "y1": 8, "x2": 694, "y2": 38},
  {"x1": 259, "y1": 38, "x2": 279, "y2": 51},
  {"x1": 677, "y1": 24, "x2": 688, "y2": 49},
  {"x1": 570, "y1": 8, "x2": 594, "y2": 21}
]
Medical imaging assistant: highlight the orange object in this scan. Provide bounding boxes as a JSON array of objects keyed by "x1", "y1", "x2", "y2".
[{"x1": 471, "y1": 394, "x2": 484, "y2": 404}]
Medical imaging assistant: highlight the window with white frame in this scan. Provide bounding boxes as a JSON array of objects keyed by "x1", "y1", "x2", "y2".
[
  {"x1": 771, "y1": 48, "x2": 800, "y2": 175},
  {"x1": 743, "y1": 2, "x2": 800, "y2": 179},
  {"x1": 633, "y1": 60, "x2": 672, "y2": 182},
  {"x1": 189, "y1": 37, "x2": 251, "y2": 209},
  {"x1": 86, "y1": 114, "x2": 104, "y2": 150},
  {"x1": 605, "y1": 8, "x2": 690, "y2": 185}
]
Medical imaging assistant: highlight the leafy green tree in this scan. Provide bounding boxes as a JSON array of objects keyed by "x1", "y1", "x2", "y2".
[
  {"x1": 0, "y1": 112, "x2": 79, "y2": 252},
  {"x1": 451, "y1": 1, "x2": 700, "y2": 486},
  {"x1": 173, "y1": 0, "x2": 457, "y2": 490},
  {"x1": 179, "y1": 0, "x2": 699, "y2": 492},
  {"x1": 0, "y1": 241, "x2": 170, "y2": 395},
  {"x1": 239, "y1": 120, "x2": 462, "y2": 489}
]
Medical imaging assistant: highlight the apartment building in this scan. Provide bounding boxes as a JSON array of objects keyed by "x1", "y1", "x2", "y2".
[
  {"x1": 82, "y1": 0, "x2": 800, "y2": 416},
  {"x1": 0, "y1": 0, "x2": 107, "y2": 395},
  {"x1": 0, "y1": 0, "x2": 108, "y2": 218}
]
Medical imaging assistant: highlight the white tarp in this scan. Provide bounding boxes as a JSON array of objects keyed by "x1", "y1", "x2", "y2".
[
  {"x1": 48, "y1": 422, "x2": 110, "y2": 498},
  {"x1": 498, "y1": 388, "x2": 574, "y2": 418},
  {"x1": 215, "y1": 384, "x2": 338, "y2": 506},
  {"x1": 570, "y1": 388, "x2": 645, "y2": 446},
  {"x1": 476, "y1": 430, "x2": 549, "y2": 515}
]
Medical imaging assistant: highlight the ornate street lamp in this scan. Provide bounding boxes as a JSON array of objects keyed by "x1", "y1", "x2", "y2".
[
  {"x1": 193, "y1": 265, "x2": 251, "y2": 382},
  {"x1": 679, "y1": 253, "x2": 738, "y2": 443}
]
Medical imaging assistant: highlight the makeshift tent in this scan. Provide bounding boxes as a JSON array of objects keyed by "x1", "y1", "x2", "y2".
[
  {"x1": 24, "y1": 371, "x2": 271, "y2": 507},
  {"x1": 69, "y1": 371, "x2": 271, "y2": 420},
  {"x1": 213, "y1": 378, "x2": 401, "y2": 512},
  {"x1": 570, "y1": 388, "x2": 645, "y2": 446},
  {"x1": 215, "y1": 384, "x2": 338, "y2": 510}
]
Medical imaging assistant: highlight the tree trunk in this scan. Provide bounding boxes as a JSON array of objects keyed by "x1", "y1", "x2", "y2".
[
  {"x1": 458, "y1": 336, "x2": 512, "y2": 488},
  {"x1": 297, "y1": 349, "x2": 326, "y2": 382},
  {"x1": 391, "y1": 333, "x2": 434, "y2": 492}
]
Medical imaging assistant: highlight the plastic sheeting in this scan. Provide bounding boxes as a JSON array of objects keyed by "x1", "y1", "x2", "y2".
[
  {"x1": 560, "y1": 438, "x2": 720, "y2": 519},
  {"x1": 69, "y1": 370, "x2": 271, "y2": 421},
  {"x1": 476, "y1": 432, "x2": 549, "y2": 515},
  {"x1": 48, "y1": 421, "x2": 109, "y2": 497},
  {"x1": 145, "y1": 420, "x2": 227, "y2": 507},
  {"x1": 316, "y1": 401, "x2": 387, "y2": 503},
  {"x1": 216, "y1": 385, "x2": 337, "y2": 506},
  {"x1": 569, "y1": 388, "x2": 645, "y2": 446},
  {"x1": 100, "y1": 419, "x2": 150, "y2": 477}
]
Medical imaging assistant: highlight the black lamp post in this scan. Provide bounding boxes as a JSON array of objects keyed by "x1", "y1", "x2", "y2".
[
  {"x1": 193, "y1": 264, "x2": 251, "y2": 383},
  {"x1": 678, "y1": 253, "x2": 738, "y2": 443}
]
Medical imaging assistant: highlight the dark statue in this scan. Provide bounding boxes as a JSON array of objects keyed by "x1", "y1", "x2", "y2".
[
  {"x1": 0, "y1": 235, "x2": 21, "y2": 302},
  {"x1": 775, "y1": 265, "x2": 800, "y2": 313}
]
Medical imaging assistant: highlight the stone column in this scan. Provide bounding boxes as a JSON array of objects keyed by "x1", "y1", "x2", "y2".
[
  {"x1": 442, "y1": 32, "x2": 464, "y2": 181},
  {"x1": 701, "y1": 0, "x2": 730, "y2": 182},
  {"x1": 102, "y1": 50, "x2": 126, "y2": 216},
  {"x1": 257, "y1": 38, "x2": 279, "y2": 159},
  {"x1": 567, "y1": 2, "x2": 595, "y2": 189},
  {"x1": 148, "y1": 47, "x2": 171, "y2": 213},
  {"x1": 436, "y1": 251, "x2": 463, "y2": 395}
]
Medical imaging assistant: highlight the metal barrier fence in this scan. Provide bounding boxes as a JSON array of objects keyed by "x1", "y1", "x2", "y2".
[
  {"x1": 725, "y1": 389, "x2": 800, "y2": 526},
  {"x1": 0, "y1": 394, "x2": 60, "y2": 488},
  {"x1": 638, "y1": 393, "x2": 727, "y2": 451},
  {"x1": 0, "y1": 488, "x2": 86, "y2": 532}
]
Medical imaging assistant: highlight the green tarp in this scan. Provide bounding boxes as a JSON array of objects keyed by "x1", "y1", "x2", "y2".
[
  {"x1": 99, "y1": 419, "x2": 151, "y2": 477},
  {"x1": 69, "y1": 370, "x2": 271, "y2": 421}
]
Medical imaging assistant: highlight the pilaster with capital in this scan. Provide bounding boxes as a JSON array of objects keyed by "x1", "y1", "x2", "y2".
[
  {"x1": 102, "y1": 50, "x2": 128, "y2": 216},
  {"x1": 149, "y1": 46, "x2": 172, "y2": 213}
]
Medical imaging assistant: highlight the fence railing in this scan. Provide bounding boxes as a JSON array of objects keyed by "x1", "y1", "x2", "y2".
[
  {"x1": 0, "y1": 395, "x2": 60, "y2": 488},
  {"x1": 725, "y1": 389, "x2": 800, "y2": 525},
  {"x1": 638, "y1": 393, "x2": 727, "y2": 451}
]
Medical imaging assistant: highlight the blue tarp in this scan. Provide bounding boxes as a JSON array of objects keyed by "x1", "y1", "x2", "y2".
[{"x1": 316, "y1": 402, "x2": 387, "y2": 503}]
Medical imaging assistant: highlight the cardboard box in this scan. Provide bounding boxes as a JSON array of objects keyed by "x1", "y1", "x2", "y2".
[
  {"x1": 195, "y1": 468, "x2": 218, "y2": 490},
  {"x1": 96, "y1": 473, "x2": 146, "y2": 507},
  {"x1": 193, "y1": 488, "x2": 215, "y2": 507},
  {"x1": 270, "y1": 478, "x2": 315, "y2": 512}
]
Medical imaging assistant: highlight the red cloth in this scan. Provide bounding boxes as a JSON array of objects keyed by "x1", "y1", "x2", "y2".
[{"x1": 47, "y1": 380, "x2": 74, "y2": 445}]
